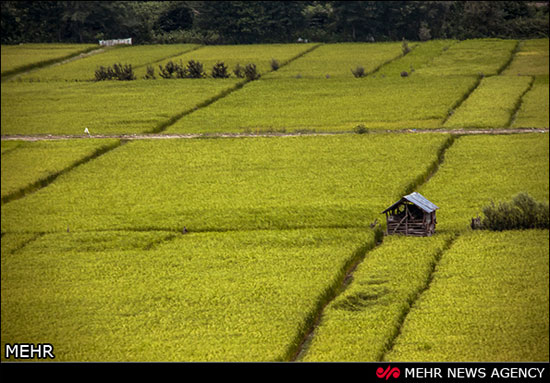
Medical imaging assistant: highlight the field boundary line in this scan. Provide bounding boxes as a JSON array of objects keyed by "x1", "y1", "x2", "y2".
[
  {"x1": 1, "y1": 140, "x2": 125, "y2": 205},
  {"x1": 440, "y1": 74, "x2": 484, "y2": 127},
  {"x1": 505, "y1": 75, "x2": 536, "y2": 129},
  {"x1": 133, "y1": 44, "x2": 205, "y2": 70},
  {"x1": 287, "y1": 228, "x2": 385, "y2": 361},
  {"x1": 496, "y1": 39, "x2": 522, "y2": 75},
  {"x1": 148, "y1": 43, "x2": 323, "y2": 134},
  {"x1": 1, "y1": 45, "x2": 101, "y2": 82},
  {"x1": 368, "y1": 42, "x2": 421, "y2": 77},
  {"x1": 2, "y1": 128, "x2": 547, "y2": 142},
  {"x1": 3, "y1": 232, "x2": 46, "y2": 255},
  {"x1": 378, "y1": 234, "x2": 459, "y2": 361}
]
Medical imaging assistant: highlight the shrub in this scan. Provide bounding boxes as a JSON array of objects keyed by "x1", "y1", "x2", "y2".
[
  {"x1": 94, "y1": 63, "x2": 135, "y2": 81},
  {"x1": 351, "y1": 66, "x2": 365, "y2": 78},
  {"x1": 112, "y1": 63, "x2": 135, "y2": 81},
  {"x1": 159, "y1": 60, "x2": 178, "y2": 79},
  {"x1": 211, "y1": 61, "x2": 230, "y2": 78},
  {"x1": 473, "y1": 192, "x2": 549, "y2": 231},
  {"x1": 270, "y1": 58, "x2": 280, "y2": 71},
  {"x1": 186, "y1": 60, "x2": 206, "y2": 79},
  {"x1": 402, "y1": 39, "x2": 411, "y2": 55},
  {"x1": 353, "y1": 124, "x2": 368, "y2": 134},
  {"x1": 144, "y1": 65, "x2": 156, "y2": 80},
  {"x1": 233, "y1": 63, "x2": 245, "y2": 78},
  {"x1": 244, "y1": 63, "x2": 260, "y2": 81},
  {"x1": 400, "y1": 71, "x2": 409, "y2": 77}
]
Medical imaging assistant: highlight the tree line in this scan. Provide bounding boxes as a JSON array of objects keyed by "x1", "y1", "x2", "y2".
[{"x1": 1, "y1": 1, "x2": 548, "y2": 45}]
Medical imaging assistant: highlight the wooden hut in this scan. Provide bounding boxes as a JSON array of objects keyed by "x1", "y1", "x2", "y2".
[{"x1": 381, "y1": 192, "x2": 439, "y2": 236}]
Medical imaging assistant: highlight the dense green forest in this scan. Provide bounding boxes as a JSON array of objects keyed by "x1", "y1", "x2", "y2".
[{"x1": 1, "y1": 1, "x2": 549, "y2": 45}]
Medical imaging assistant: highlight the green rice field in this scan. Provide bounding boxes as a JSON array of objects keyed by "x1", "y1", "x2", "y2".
[{"x1": 1, "y1": 38, "x2": 548, "y2": 362}]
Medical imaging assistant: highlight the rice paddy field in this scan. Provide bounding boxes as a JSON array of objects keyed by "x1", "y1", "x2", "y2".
[{"x1": 1, "y1": 38, "x2": 548, "y2": 362}]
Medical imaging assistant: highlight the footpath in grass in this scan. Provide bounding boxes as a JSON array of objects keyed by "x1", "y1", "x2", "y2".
[{"x1": 385, "y1": 230, "x2": 549, "y2": 362}]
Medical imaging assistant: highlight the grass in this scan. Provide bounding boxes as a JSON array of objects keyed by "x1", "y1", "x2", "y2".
[
  {"x1": 16, "y1": 44, "x2": 199, "y2": 82},
  {"x1": 1, "y1": 43, "x2": 97, "y2": 77},
  {"x1": 1, "y1": 139, "x2": 120, "y2": 202},
  {"x1": 443, "y1": 75, "x2": 533, "y2": 129},
  {"x1": 512, "y1": 75, "x2": 549, "y2": 129},
  {"x1": 265, "y1": 42, "x2": 405, "y2": 79},
  {"x1": 502, "y1": 38, "x2": 549, "y2": 76},
  {"x1": 0, "y1": 134, "x2": 451, "y2": 234},
  {"x1": 1, "y1": 228, "x2": 374, "y2": 361},
  {"x1": 1, "y1": 79, "x2": 240, "y2": 135},
  {"x1": 302, "y1": 234, "x2": 453, "y2": 361},
  {"x1": 385, "y1": 230, "x2": 549, "y2": 362},
  {"x1": 167, "y1": 75, "x2": 479, "y2": 133},
  {"x1": 415, "y1": 38, "x2": 518, "y2": 76},
  {"x1": 418, "y1": 133, "x2": 549, "y2": 233}
]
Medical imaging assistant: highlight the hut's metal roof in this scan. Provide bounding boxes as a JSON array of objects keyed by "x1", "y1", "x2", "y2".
[{"x1": 382, "y1": 192, "x2": 439, "y2": 214}]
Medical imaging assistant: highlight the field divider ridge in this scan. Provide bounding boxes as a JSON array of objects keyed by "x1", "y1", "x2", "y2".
[
  {"x1": 496, "y1": 39, "x2": 521, "y2": 75},
  {"x1": 378, "y1": 233, "x2": 459, "y2": 361},
  {"x1": 1, "y1": 45, "x2": 101, "y2": 82},
  {"x1": 286, "y1": 227, "x2": 385, "y2": 361},
  {"x1": 148, "y1": 43, "x2": 323, "y2": 134},
  {"x1": 133, "y1": 44, "x2": 205, "y2": 70},
  {"x1": 505, "y1": 75, "x2": 536, "y2": 129},
  {"x1": 368, "y1": 42, "x2": 421, "y2": 77},
  {"x1": 440, "y1": 74, "x2": 484, "y2": 127},
  {"x1": 1, "y1": 139, "x2": 126, "y2": 205}
]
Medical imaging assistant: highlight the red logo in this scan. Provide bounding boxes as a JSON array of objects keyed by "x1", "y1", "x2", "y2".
[{"x1": 376, "y1": 365, "x2": 400, "y2": 380}]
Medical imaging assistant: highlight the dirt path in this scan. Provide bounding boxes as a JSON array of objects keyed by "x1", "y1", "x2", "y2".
[{"x1": 1, "y1": 128, "x2": 547, "y2": 142}]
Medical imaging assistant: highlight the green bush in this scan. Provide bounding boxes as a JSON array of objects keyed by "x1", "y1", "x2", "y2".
[
  {"x1": 158, "y1": 60, "x2": 178, "y2": 79},
  {"x1": 94, "y1": 63, "x2": 135, "y2": 81},
  {"x1": 244, "y1": 63, "x2": 260, "y2": 81},
  {"x1": 233, "y1": 63, "x2": 245, "y2": 78},
  {"x1": 351, "y1": 66, "x2": 365, "y2": 78},
  {"x1": 143, "y1": 65, "x2": 155, "y2": 80},
  {"x1": 211, "y1": 61, "x2": 230, "y2": 78},
  {"x1": 186, "y1": 60, "x2": 206, "y2": 79},
  {"x1": 270, "y1": 58, "x2": 280, "y2": 71},
  {"x1": 474, "y1": 192, "x2": 549, "y2": 230}
]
